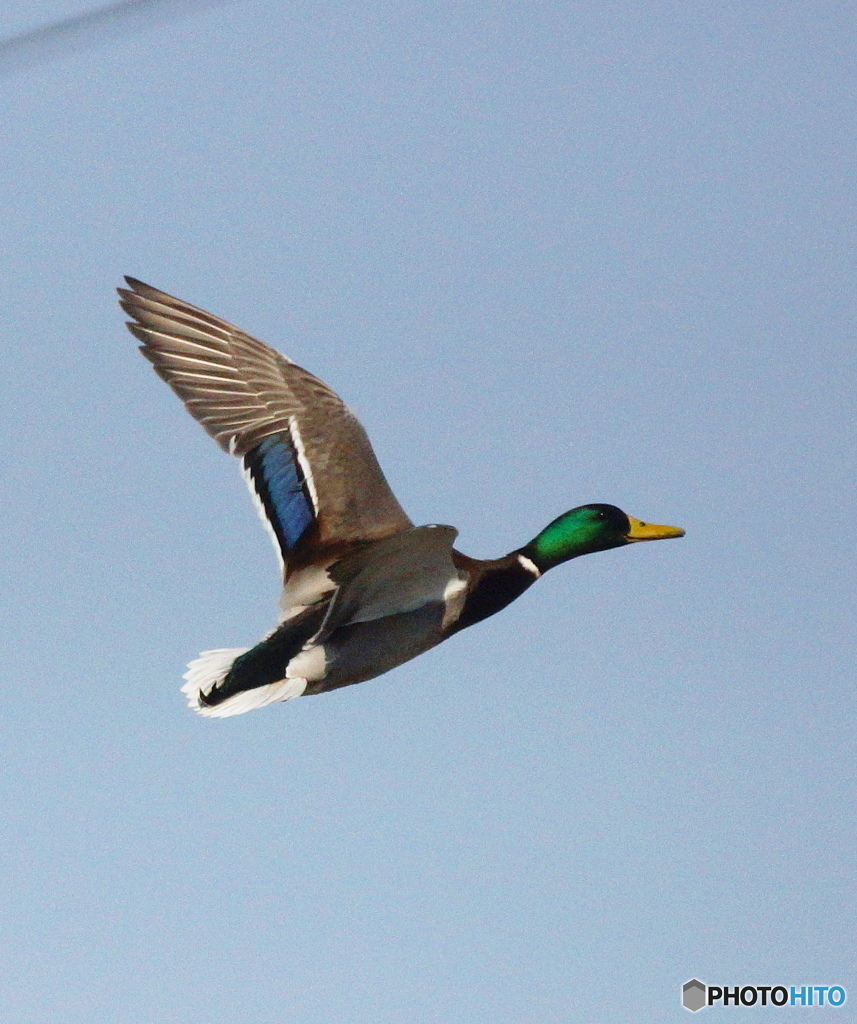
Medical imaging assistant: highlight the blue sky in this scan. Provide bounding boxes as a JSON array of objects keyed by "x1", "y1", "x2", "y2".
[{"x1": 1, "y1": 2, "x2": 854, "y2": 1022}]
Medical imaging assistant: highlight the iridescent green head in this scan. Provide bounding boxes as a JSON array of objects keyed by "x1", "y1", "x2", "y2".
[{"x1": 521, "y1": 503, "x2": 684, "y2": 573}]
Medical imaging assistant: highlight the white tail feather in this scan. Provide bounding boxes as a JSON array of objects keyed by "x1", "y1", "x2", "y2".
[{"x1": 181, "y1": 647, "x2": 307, "y2": 718}]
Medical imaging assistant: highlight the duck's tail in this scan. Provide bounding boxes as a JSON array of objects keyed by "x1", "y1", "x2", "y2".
[
  {"x1": 181, "y1": 647, "x2": 308, "y2": 718},
  {"x1": 180, "y1": 604, "x2": 330, "y2": 717}
]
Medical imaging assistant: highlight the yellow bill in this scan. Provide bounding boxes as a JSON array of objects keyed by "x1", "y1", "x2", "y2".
[{"x1": 625, "y1": 515, "x2": 686, "y2": 542}]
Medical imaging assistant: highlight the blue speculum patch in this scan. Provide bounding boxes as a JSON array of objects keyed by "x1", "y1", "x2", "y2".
[{"x1": 246, "y1": 433, "x2": 314, "y2": 553}]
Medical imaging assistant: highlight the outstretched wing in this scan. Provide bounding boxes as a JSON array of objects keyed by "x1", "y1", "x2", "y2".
[{"x1": 119, "y1": 278, "x2": 412, "y2": 574}]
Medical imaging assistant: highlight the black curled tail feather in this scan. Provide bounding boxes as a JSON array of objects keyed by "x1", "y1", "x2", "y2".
[{"x1": 200, "y1": 603, "x2": 328, "y2": 709}]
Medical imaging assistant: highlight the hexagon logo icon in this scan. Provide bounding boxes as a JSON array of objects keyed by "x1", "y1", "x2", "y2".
[{"x1": 683, "y1": 978, "x2": 707, "y2": 1012}]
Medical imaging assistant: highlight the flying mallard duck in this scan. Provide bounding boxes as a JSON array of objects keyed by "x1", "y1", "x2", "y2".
[{"x1": 119, "y1": 278, "x2": 684, "y2": 717}]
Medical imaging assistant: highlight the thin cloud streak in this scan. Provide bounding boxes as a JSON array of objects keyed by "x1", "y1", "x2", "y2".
[{"x1": 0, "y1": 0, "x2": 234, "y2": 76}]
